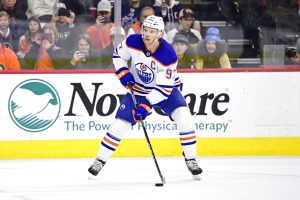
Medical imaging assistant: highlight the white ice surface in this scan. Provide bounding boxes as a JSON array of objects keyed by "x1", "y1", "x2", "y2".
[{"x1": 0, "y1": 157, "x2": 300, "y2": 200}]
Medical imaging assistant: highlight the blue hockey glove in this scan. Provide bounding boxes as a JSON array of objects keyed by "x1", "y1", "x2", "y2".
[
  {"x1": 132, "y1": 102, "x2": 152, "y2": 122},
  {"x1": 115, "y1": 67, "x2": 135, "y2": 88}
]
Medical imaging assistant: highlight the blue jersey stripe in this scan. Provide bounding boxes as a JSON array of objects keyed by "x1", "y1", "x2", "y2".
[
  {"x1": 179, "y1": 130, "x2": 195, "y2": 136},
  {"x1": 133, "y1": 88, "x2": 149, "y2": 95},
  {"x1": 135, "y1": 82, "x2": 155, "y2": 90},
  {"x1": 101, "y1": 141, "x2": 115, "y2": 151},
  {"x1": 153, "y1": 87, "x2": 169, "y2": 97},
  {"x1": 157, "y1": 84, "x2": 174, "y2": 89},
  {"x1": 181, "y1": 141, "x2": 196, "y2": 146},
  {"x1": 107, "y1": 132, "x2": 121, "y2": 142}
]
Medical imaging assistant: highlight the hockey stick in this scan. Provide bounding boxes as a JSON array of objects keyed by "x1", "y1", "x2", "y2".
[{"x1": 128, "y1": 84, "x2": 166, "y2": 185}]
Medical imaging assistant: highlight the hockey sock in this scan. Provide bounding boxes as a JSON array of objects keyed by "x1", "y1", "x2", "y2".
[
  {"x1": 96, "y1": 118, "x2": 131, "y2": 161},
  {"x1": 97, "y1": 132, "x2": 121, "y2": 162},
  {"x1": 180, "y1": 130, "x2": 197, "y2": 159}
]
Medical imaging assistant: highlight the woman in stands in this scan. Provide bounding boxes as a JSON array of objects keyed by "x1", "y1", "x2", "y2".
[
  {"x1": 22, "y1": 23, "x2": 67, "y2": 70},
  {"x1": 196, "y1": 27, "x2": 231, "y2": 69},
  {"x1": 18, "y1": 16, "x2": 42, "y2": 59},
  {"x1": 69, "y1": 33, "x2": 102, "y2": 69}
]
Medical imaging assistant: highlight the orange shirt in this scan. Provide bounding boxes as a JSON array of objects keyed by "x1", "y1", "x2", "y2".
[
  {"x1": 0, "y1": 45, "x2": 20, "y2": 70},
  {"x1": 18, "y1": 35, "x2": 33, "y2": 56},
  {"x1": 131, "y1": 22, "x2": 141, "y2": 34},
  {"x1": 86, "y1": 23, "x2": 114, "y2": 51},
  {"x1": 36, "y1": 48, "x2": 54, "y2": 70}
]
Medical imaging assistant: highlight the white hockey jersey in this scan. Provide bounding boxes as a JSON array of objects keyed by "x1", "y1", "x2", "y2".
[{"x1": 113, "y1": 34, "x2": 181, "y2": 105}]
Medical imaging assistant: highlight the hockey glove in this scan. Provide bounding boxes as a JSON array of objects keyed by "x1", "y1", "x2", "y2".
[
  {"x1": 132, "y1": 101, "x2": 152, "y2": 122},
  {"x1": 115, "y1": 67, "x2": 135, "y2": 88}
]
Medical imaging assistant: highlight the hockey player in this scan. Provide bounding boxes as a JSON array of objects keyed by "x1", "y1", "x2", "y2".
[{"x1": 88, "y1": 15, "x2": 202, "y2": 178}]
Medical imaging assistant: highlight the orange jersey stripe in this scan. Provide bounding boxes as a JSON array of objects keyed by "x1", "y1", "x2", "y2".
[
  {"x1": 133, "y1": 85, "x2": 151, "y2": 93},
  {"x1": 104, "y1": 137, "x2": 119, "y2": 147},
  {"x1": 180, "y1": 135, "x2": 196, "y2": 141},
  {"x1": 162, "y1": 88, "x2": 172, "y2": 93}
]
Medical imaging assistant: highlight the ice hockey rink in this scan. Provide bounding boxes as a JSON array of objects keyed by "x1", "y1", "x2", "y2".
[{"x1": 0, "y1": 157, "x2": 300, "y2": 200}]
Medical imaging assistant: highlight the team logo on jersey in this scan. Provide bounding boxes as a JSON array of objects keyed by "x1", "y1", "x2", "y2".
[
  {"x1": 135, "y1": 63, "x2": 154, "y2": 84},
  {"x1": 8, "y1": 79, "x2": 61, "y2": 132}
]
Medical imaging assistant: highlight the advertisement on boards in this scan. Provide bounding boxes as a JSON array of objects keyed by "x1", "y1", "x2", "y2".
[{"x1": 0, "y1": 72, "x2": 299, "y2": 141}]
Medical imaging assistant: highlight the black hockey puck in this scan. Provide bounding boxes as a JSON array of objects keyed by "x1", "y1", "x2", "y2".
[{"x1": 155, "y1": 183, "x2": 164, "y2": 187}]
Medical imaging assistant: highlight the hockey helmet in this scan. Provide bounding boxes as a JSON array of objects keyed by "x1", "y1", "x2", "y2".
[{"x1": 142, "y1": 15, "x2": 164, "y2": 35}]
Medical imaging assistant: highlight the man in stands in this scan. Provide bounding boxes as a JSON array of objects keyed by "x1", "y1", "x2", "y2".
[{"x1": 86, "y1": 0, "x2": 114, "y2": 51}]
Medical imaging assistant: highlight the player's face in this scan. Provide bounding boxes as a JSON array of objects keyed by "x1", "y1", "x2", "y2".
[
  {"x1": 142, "y1": 26, "x2": 160, "y2": 46},
  {"x1": 205, "y1": 41, "x2": 217, "y2": 54}
]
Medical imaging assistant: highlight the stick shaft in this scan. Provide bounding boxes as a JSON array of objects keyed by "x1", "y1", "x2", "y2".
[{"x1": 129, "y1": 87, "x2": 165, "y2": 184}]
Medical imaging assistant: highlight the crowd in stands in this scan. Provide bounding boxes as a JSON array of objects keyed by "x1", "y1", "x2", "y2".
[{"x1": 0, "y1": 0, "x2": 299, "y2": 71}]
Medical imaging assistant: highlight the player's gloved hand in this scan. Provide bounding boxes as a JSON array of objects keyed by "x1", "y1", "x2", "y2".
[
  {"x1": 115, "y1": 67, "x2": 135, "y2": 88},
  {"x1": 132, "y1": 101, "x2": 152, "y2": 122}
]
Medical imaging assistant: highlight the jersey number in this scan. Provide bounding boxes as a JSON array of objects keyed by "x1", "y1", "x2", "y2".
[{"x1": 166, "y1": 69, "x2": 173, "y2": 79}]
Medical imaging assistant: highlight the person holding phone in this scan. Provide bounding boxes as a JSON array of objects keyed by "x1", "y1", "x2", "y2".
[
  {"x1": 70, "y1": 34, "x2": 102, "y2": 69},
  {"x1": 18, "y1": 16, "x2": 42, "y2": 59},
  {"x1": 51, "y1": 3, "x2": 76, "y2": 51},
  {"x1": 86, "y1": 0, "x2": 114, "y2": 51},
  {"x1": 23, "y1": 23, "x2": 67, "y2": 70}
]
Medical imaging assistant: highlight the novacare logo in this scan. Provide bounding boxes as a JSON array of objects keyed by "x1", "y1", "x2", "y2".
[{"x1": 8, "y1": 79, "x2": 61, "y2": 132}]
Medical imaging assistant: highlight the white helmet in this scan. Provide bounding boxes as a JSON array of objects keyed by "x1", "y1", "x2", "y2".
[{"x1": 142, "y1": 15, "x2": 164, "y2": 36}]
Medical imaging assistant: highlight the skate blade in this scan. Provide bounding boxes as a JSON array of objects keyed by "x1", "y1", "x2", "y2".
[{"x1": 192, "y1": 174, "x2": 201, "y2": 181}]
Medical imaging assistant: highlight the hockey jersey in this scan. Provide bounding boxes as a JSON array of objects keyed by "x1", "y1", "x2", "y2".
[{"x1": 113, "y1": 34, "x2": 181, "y2": 105}]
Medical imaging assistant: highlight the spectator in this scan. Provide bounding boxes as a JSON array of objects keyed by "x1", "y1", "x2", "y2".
[
  {"x1": 26, "y1": 0, "x2": 57, "y2": 24},
  {"x1": 195, "y1": 27, "x2": 231, "y2": 69},
  {"x1": 172, "y1": 33, "x2": 195, "y2": 69},
  {"x1": 166, "y1": 8, "x2": 202, "y2": 55},
  {"x1": 0, "y1": 0, "x2": 27, "y2": 21},
  {"x1": 23, "y1": 23, "x2": 66, "y2": 70},
  {"x1": 127, "y1": 6, "x2": 154, "y2": 36},
  {"x1": 113, "y1": 0, "x2": 146, "y2": 32},
  {"x1": 0, "y1": 11, "x2": 18, "y2": 52},
  {"x1": 69, "y1": 34, "x2": 102, "y2": 69},
  {"x1": 0, "y1": 0, "x2": 28, "y2": 38},
  {"x1": 153, "y1": 0, "x2": 182, "y2": 32},
  {"x1": 18, "y1": 16, "x2": 42, "y2": 59},
  {"x1": 59, "y1": 0, "x2": 86, "y2": 16},
  {"x1": 100, "y1": 26, "x2": 126, "y2": 68},
  {"x1": 86, "y1": 0, "x2": 114, "y2": 51},
  {"x1": 0, "y1": 42, "x2": 20, "y2": 70},
  {"x1": 59, "y1": 13, "x2": 96, "y2": 52},
  {"x1": 191, "y1": 20, "x2": 201, "y2": 34},
  {"x1": 51, "y1": 3, "x2": 76, "y2": 50}
]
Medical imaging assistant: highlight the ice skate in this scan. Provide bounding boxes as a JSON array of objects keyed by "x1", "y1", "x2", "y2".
[
  {"x1": 183, "y1": 153, "x2": 202, "y2": 180},
  {"x1": 88, "y1": 158, "x2": 106, "y2": 176}
]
